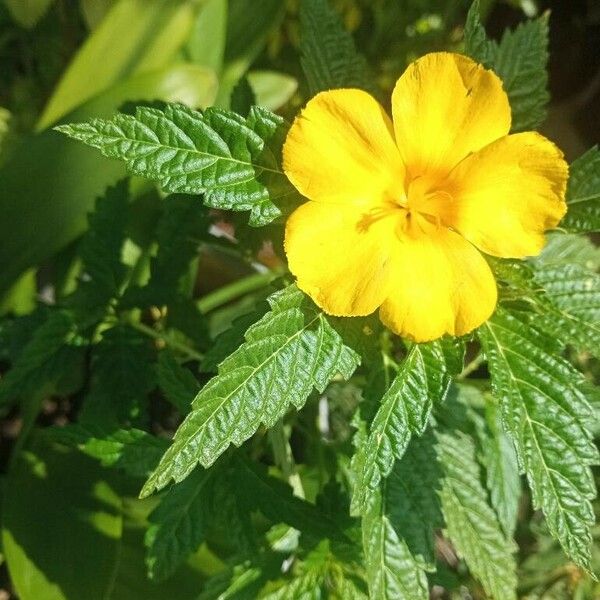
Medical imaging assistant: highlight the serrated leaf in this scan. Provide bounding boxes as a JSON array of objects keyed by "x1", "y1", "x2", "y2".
[
  {"x1": 157, "y1": 350, "x2": 200, "y2": 414},
  {"x1": 199, "y1": 303, "x2": 269, "y2": 373},
  {"x1": 56, "y1": 103, "x2": 297, "y2": 226},
  {"x1": 536, "y1": 233, "x2": 600, "y2": 270},
  {"x1": 351, "y1": 342, "x2": 450, "y2": 513},
  {"x1": 81, "y1": 324, "x2": 156, "y2": 423},
  {"x1": 532, "y1": 263, "x2": 600, "y2": 357},
  {"x1": 45, "y1": 423, "x2": 169, "y2": 478},
  {"x1": 464, "y1": 3, "x2": 549, "y2": 132},
  {"x1": 464, "y1": 0, "x2": 496, "y2": 66},
  {"x1": 474, "y1": 397, "x2": 521, "y2": 537},
  {"x1": 145, "y1": 466, "x2": 212, "y2": 581},
  {"x1": 141, "y1": 285, "x2": 359, "y2": 496},
  {"x1": 231, "y1": 76, "x2": 256, "y2": 117},
  {"x1": 0, "y1": 310, "x2": 78, "y2": 405},
  {"x1": 122, "y1": 194, "x2": 210, "y2": 309},
  {"x1": 67, "y1": 180, "x2": 128, "y2": 324},
  {"x1": 437, "y1": 429, "x2": 517, "y2": 600},
  {"x1": 494, "y1": 259, "x2": 600, "y2": 359},
  {"x1": 561, "y1": 146, "x2": 600, "y2": 233},
  {"x1": 299, "y1": 0, "x2": 376, "y2": 97},
  {"x1": 362, "y1": 434, "x2": 442, "y2": 600},
  {"x1": 479, "y1": 308, "x2": 598, "y2": 570},
  {"x1": 235, "y1": 458, "x2": 348, "y2": 543}
]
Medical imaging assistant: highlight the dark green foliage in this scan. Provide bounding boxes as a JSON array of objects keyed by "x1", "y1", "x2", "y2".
[
  {"x1": 561, "y1": 146, "x2": 600, "y2": 233},
  {"x1": 299, "y1": 0, "x2": 376, "y2": 97},
  {"x1": 465, "y1": 1, "x2": 549, "y2": 131}
]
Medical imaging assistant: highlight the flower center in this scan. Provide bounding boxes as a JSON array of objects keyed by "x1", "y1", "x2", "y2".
[{"x1": 394, "y1": 176, "x2": 450, "y2": 237}]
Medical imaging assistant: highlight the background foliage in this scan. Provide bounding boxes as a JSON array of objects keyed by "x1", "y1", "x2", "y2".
[{"x1": 0, "y1": 0, "x2": 599, "y2": 598}]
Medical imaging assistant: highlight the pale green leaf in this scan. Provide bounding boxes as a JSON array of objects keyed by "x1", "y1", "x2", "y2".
[
  {"x1": 56, "y1": 103, "x2": 296, "y2": 226},
  {"x1": 437, "y1": 429, "x2": 517, "y2": 600},
  {"x1": 37, "y1": 0, "x2": 200, "y2": 130},
  {"x1": 479, "y1": 308, "x2": 598, "y2": 570},
  {"x1": 141, "y1": 285, "x2": 359, "y2": 496},
  {"x1": 561, "y1": 146, "x2": 600, "y2": 233}
]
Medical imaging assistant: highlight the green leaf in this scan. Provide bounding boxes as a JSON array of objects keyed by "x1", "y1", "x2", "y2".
[
  {"x1": 0, "y1": 310, "x2": 79, "y2": 405},
  {"x1": 4, "y1": 0, "x2": 55, "y2": 29},
  {"x1": 464, "y1": 0, "x2": 496, "y2": 66},
  {"x1": 561, "y1": 146, "x2": 600, "y2": 233},
  {"x1": 475, "y1": 397, "x2": 521, "y2": 537},
  {"x1": 362, "y1": 434, "x2": 442, "y2": 600},
  {"x1": 142, "y1": 285, "x2": 359, "y2": 496},
  {"x1": 230, "y1": 76, "x2": 257, "y2": 117},
  {"x1": 351, "y1": 342, "x2": 450, "y2": 514},
  {"x1": 56, "y1": 103, "x2": 297, "y2": 226},
  {"x1": 145, "y1": 466, "x2": 212, "y2": 581},
  {"x1": 532, "y1": 264, "x2": 600, "y2": 357},
  {"x1": 2, "y1": 434, "x2": 205, "y2": 600},
  {"x1": 122, "y1": 194, "x2": 210, "y2": 308},
  {"x1": 247, "y1": 71, "x2": 298, "y2": 112},
  {"x1": 157, "y1": 350, "x2": 200, "y2": 414},
  {"x1": 236, "y1": 459, "x2": 348, "y2": 543},
  {"x1": 464, "y1": 3, "x2": 549, "y2": 132},
  {"x1": 37, "y1": 0, "x2": 201, "y2": 130},
  {"x1": 199, "y1": 304, "x2": 269, "y2": 373},
  {"x1": 437, "y1": 429, "x2": 517, "y2": 600},
  {"x1": 82, "y1": 324, "x2": 156, "y2": 423},
  {"x1": 45, "y1": 424, "x2": 169, "y2": 478},
  {"x1": 67, "y1": 180, "x2": 128, "y2": 323},
  {"x1": 536, "y1": 232, "x2": 600, "y2": 270},
  {"x1": 299, "y1": 0, "x2": 376, "y2": 97},
  {"x1": 493, "y1": 259, "x2": 600, "y2": 359},
  {"x1": 0, "y1": 63, "x2": 217, "y2": 294},
  {"x1": 479, "y1": 308, "x2": 598, "y2": 570}
]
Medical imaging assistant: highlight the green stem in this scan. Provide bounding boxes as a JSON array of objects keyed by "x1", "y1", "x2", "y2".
[
  {"x1": 458, "y1": 353, "x2": 485, "y2": 380},
  {"x1": 268, "y1": 419, "x2": 305, "y2": 498},
  {"x1": 130, "y1": 320, "x2": 204, "y2": 362},
  {"x1": 196, "y1": 269, "x2": 282, "y2": 314}
]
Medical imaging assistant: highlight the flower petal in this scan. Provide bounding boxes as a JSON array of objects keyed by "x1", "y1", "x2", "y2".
[
  {"x1": 285, "y1": 201, "x2": 397, "y2": 316},
  {"x1": 283, "y1": 88, "x2": 405, "y2": 204},
  {"x1": 439, "y1": 132, "x2": 568, "y2": 258},
  {"x1": 379, "y1": 228, "x2": 497, "y2": 342},
  {"x1": 392, "y1": 52, "x2": 511, "y2": 178}
]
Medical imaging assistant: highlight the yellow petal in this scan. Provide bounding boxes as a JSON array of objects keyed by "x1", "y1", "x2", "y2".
[
  {"x1": 392, "y1": 52, "x2": 511, "y2": 179},
  {"x1": 439, "y1": 132, "x2": 568, "y2": 258},
  {"x1": 285, "y1": 201, "x2": 397, "y2": 316},
  {"x1": 379, "y1": 228, "x2": 497, "y2": 342},
  {"x1": 283, "y1": 88, "x2": 405, "y2": 205}
]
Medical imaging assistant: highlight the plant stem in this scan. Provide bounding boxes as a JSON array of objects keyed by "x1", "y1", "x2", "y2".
[
  {"x1": 458, "y1": 353, "x2": 485, "y2": 380},
  {"x1": 196, "y1": 269, "x2": 282, "y2": 314},
  {"x1": 130, "y1": 320, "x2": 204, "y2": 362}
]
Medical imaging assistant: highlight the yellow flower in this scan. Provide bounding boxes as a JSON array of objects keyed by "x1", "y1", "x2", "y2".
[{"x1": 282, "y1": 52, "x2": 568, "y2": 342}]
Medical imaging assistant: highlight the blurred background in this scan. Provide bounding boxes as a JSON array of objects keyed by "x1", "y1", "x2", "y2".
[{"x1": 0, "y1": 1, "x2": 598, "y2": 598}]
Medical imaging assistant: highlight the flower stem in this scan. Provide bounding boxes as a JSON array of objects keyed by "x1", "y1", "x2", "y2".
[{"x1": 196, "y1": 269, "x2": 283, "y2": 314}]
